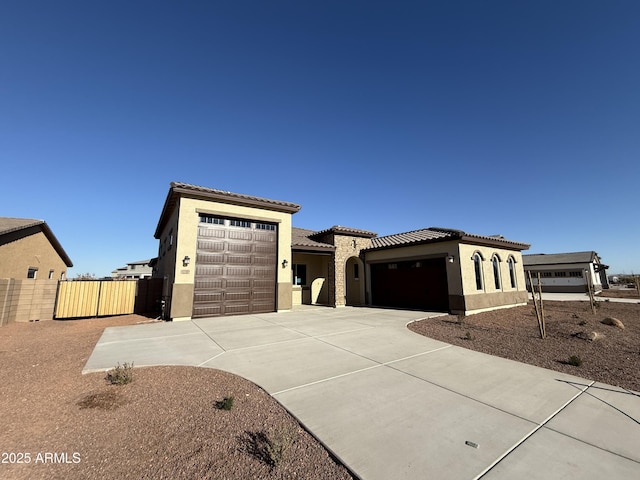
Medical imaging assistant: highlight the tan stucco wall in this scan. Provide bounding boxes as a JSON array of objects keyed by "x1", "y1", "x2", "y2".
[
  {"x1": 0, "y1": 229, "x2": 68, "y2": 280},
  {"x1": 457, "y1": 243, "x2": 528, "y2": 314},
  {"x1": 161, "y1": 196, "x2": 295, "y2": 320}
]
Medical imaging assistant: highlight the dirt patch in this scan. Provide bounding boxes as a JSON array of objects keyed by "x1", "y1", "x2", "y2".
[
  {"x1": 408, "y1": 300, "x2": 640, "y2": 392},
  {"x1": 0, "y1": 315, "x2": 353, "y2": 480}
]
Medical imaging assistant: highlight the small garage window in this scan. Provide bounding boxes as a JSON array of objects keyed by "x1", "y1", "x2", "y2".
[
  {"x1": 27, "y1": 267, "x2": 38, "y2": 279},
  {"x1": 230, "y1": 219, "x2": 251, "y2": 228},
  {"x1": 199, "y1": 214, "x2": 225, "y2": 225},
  {"x1": 255, "y1": 222, "x2": 276, "y2": 231}
]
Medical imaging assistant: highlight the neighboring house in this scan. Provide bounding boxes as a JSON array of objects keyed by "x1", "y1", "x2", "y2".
[
  {"x1": 111, "y1": 259, "x2": 155, "y2": 279},
  {"x1": 523, "y1": 251, "x2": 609, "y2": 293},
  {"x1": 154, "y1": 183, "x2": 530, "y2": 321},
  {"x1": 0, "y1": 217, "x2": 73, "y2": 280}
]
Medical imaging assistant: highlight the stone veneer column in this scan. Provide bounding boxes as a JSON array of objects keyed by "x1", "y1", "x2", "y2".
[{"x1": 332, "y1": 235, "x2": 373, "y2": 307}]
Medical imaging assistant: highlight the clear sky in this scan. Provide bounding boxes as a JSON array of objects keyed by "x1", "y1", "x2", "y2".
[{"x1": 1, "y1": 1, "x2": 638, "y2": 277}]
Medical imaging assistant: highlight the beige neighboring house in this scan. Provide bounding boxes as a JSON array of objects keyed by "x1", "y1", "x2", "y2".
[
  {"x1": 154, "y1": 183, "x2": 530, "y2": 321},
  {"x1": 523, "y1": 251, "x2": 609, "y2": 293},
  {"x1": 111, "y1": 259, "x2": 154, "y2": 279},
  {"x1": 0, "y1": 217, "x2": 73, "y2": 280}
]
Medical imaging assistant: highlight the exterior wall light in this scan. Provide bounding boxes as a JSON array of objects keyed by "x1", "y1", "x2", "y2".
[
  {"x1": 183, "y1": 256, "x2": 190, "y2": 267},
  {"x1": 447, "y1": 255, "x2": 455, "y2": 263},
  {"x1": 282, "y1": 259, "x2": 289, "y2": 269}
]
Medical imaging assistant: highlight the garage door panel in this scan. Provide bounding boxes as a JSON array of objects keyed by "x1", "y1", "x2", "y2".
[
  {"x1": 228, "y1": 230, "x2": 253, "y2": 241},
  {"x1": 226, "y1": 279, "x2": 251, "y2": 289},
  {"x1": 225, "y1": 304, "x2": 251, "y2": 315},
  {"x1": 194, "y1": 304, "x2": 222, "y2": 317},
  {"x1": 196, "y1": 265, "x2": 224, "y2": 276},
  {"x1": 194, "y1": 292, "x2": 224, "y2": 303},
  {"x1": 254, "y1": 232, "x2": 276, "y2": 242},
  {"x1": 255, "y1": 244, "x2": 276, "y2": 254},
  {"x1": 227, "y1": 254, "x2": 253, "y2": 265},
  {"x1": 228, "y1": 243, "x2": 253, "y2": 253},
  {"x1": 197, "y1": 253, "x2": 225, "y2": 264},
  {"x1": 198, "y1": 227, "x2": 226, "y2": 238}
]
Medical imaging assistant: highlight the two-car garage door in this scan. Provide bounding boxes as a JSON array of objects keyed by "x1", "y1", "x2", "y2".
[
  {"x1": 370, "y1": 257, "x2": 449, "y2": 311},
  {"x1": 193, "y1": 215, "x2": 277, "y2": 318}
]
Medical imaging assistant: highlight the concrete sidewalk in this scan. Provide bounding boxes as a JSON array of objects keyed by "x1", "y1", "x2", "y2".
[
  {"x1": 528, "y1": 291, "x2": 640, "y2": 303},
  {"x1": 84, "y1": 307, "x2": 640, "y2": 479}
]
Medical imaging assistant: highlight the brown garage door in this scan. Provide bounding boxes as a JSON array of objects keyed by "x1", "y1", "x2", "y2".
[
  {"x1": 193, "y1": 215, "x2": 277, "y2": 318},
  {"x1": 370, "y1": 257, "x2": 449, "y2": 311}
]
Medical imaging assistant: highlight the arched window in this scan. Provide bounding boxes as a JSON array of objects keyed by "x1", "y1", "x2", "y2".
[
  {"x1": 508, "y1": 256, "x2": 517, "y2": 288},
  {"x1": 492, "y1": 255, "x2": 501, "y2": 290},
  {"x1": 473, "y1": 253, "x2": 484, "y2": 290}
]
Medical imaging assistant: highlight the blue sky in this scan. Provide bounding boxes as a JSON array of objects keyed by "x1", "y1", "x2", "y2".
[{"x1": 1, "y1": 1, "x2": 638, "y2": 276}]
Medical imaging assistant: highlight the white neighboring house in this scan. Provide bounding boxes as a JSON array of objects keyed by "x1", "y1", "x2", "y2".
[
  {"x1": 523, "y1": 251, "x2": 609, "y2": 293},
  {"x1": 111, "y1": 259, "x2": 154, "y2": 279}
]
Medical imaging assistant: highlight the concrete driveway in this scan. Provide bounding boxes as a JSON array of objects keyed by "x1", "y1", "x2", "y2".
[{"x1": 84, "y1": 307, "x2": 640, "y2": 479}]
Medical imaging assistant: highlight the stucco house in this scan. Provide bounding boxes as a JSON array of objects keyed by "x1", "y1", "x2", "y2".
[
  {"x1": 153, "y1": 183, "x2": 530, "y2": 321},
  {"x1": 523, "y1": 251, "x2": 609, "y2": 293},
  {"x1": 0, "y1": 217, "x2": 73, "y2": 280},
  {"x1": 111, "y1": 259, "x2": 154, "y2": 279}
]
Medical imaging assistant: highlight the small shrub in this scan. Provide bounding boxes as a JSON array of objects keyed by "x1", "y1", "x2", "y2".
[
  {"x1": 215, "y1": 396, "x2": 234, "y2": 411},
  {"x1": 567, "y1": 355, "x2": 582, "y2": 367},
  {"x1": 106, "y1": 362, "x2": 134, "y2": 385},
  {"x1": 463, "y1": 331, "x2": 474, "y2": 341},
  {"x1": 457, "y1": 313, "x2": 466, "y2": 324},
  {"x1": 578, "y1": 320, "x2": 587, "y2": 326}
]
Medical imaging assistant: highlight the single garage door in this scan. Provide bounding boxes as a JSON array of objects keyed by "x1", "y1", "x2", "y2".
[
  {"x1": 370, "y1": 257, "x2": 449, "y2": 311},
  {"x1": 193, "y1": 214, "x2": 277, "y2": 318}
]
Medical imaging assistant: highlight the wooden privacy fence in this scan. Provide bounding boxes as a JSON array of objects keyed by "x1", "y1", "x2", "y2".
[{"x1": 54, "y1": 278, "x2": 163, "y2": 319}]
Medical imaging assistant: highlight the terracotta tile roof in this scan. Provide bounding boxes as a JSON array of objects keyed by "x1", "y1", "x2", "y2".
[
  {"x1": 369, "y1": 227, "x2": 458, "y2": 249},
  {"x1": 291, "y1": 227, "x2": 335, "y2": 252},
  {"x1": 171, "y1": 182, "x2": 301, "y2": 212},
  {"x1": 311, "y1": 225, "x2": 377, "y2": 238},
  {"x1": 367, "y1": 227, "x2": 530, "y2": 251}
]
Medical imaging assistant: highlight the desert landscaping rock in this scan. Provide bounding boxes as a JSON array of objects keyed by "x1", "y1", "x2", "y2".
[
  {"x1": 573, "y1": 331, "x2": 603, "y2": 342},
  {"x1": 601, "y1": 317, "x2": 625, "y2": 329}
]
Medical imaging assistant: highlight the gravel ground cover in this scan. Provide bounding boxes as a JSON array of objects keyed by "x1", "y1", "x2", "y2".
[
  {"x1": 0, "y1": 315, "x2": 353, "y2": 480},
  {"x1": 408, "y1": 300, "x2": 640, "y2": 392}
]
